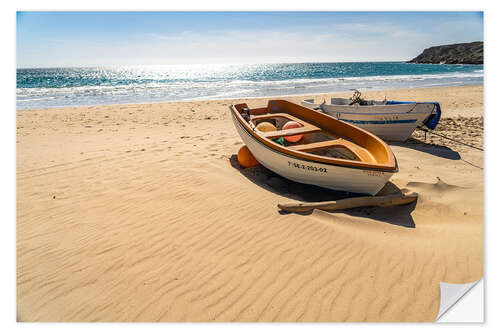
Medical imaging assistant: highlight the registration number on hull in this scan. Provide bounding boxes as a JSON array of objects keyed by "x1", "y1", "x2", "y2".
[{"x1": 288, "y1": 161, "x2": 327, "y2": 173}]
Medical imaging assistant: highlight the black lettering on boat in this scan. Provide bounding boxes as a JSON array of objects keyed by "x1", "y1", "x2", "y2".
[{"x1": 288, "y1": 160, "x2": 327, "y2": 173}]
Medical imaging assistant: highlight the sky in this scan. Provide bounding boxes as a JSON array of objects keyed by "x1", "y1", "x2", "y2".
[{"x1": 16, "y1": 11, "x2": 484, "y2": 68}]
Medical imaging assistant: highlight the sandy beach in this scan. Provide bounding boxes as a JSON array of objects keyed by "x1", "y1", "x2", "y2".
[{"x1": 16, "y1": 85, "x2": 483, "y2": 322}]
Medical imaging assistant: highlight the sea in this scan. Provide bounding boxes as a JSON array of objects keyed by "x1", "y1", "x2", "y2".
[{"x1": 16, "y1": 62, "x2": 483, "y2": 110}]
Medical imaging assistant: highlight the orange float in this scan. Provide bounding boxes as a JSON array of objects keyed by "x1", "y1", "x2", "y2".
[
  {"x1": 237, "y1": 145, "x2": 259, "y2": 168},
  {"x1": 282, "y1": 121, "x2": 303, "y2": 142}
]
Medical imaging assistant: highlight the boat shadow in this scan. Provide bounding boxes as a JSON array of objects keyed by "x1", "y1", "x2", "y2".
[
  {"x1": 229, "y1": 155, "x2": 416, "y2": 228},
  {"x1": 389, "y1": 137, "x2": 461, "y2": 160}
]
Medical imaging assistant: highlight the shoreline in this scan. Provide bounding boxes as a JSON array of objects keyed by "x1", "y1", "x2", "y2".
[{"x1": 18, "y1": 84, "x2": 483, "y2": 114}]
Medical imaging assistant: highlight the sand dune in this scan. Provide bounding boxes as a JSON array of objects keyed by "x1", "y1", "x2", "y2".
[{"x1": 17, "y1": 86, "x2": 483, "y2": 322}]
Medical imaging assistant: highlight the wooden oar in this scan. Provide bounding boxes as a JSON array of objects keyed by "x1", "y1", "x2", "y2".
[{"x1": 278, "y1": 192, "x2": 418, "y2": 213}]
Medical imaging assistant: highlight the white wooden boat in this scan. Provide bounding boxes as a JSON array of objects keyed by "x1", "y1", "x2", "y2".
[
  {"x1": 301, "y1": 95, "x2": 441, "y2": 142},
  {"x1": 230, "y1": 100, "x2": 398, "y2": 195}
]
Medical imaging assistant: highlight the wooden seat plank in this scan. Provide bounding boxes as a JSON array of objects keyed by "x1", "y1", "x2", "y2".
[
  {"x1": 251, "y1": 113, "x2": 321, "y2": 138},
  {"x1": 262, "y1": 127, "x2": 321, "y2": 139},
  {"x1": 288, "y1": 139, "x2": 343, "y2": 152},
  {"x1": 290, "y1": 138, "x2": 375, "y2": 163},
  {"x1": 250, "y1": 113, "x2": 304, "y2": 123}
]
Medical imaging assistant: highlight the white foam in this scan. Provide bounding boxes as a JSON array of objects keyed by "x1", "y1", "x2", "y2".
[{"x1": 16, "y1": 71, "x2": 484, "y2": 110}]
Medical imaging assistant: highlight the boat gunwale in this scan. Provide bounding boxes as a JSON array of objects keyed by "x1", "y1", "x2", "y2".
[
  {"x1": 301, "y1": 100, "x2": 435, "y2": 115},
  {"x1": 230, "y1": 100, "x2": 398, "y2": 172}
]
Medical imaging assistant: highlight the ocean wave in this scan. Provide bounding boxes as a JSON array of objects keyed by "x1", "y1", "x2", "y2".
[{"x1": 17, "y1": 68, "x2": 483, "y2": 110}]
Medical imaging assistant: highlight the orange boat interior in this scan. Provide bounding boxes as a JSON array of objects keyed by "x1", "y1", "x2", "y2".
[{"x1": 231, "y1": 100, "x2": 397, "y2": 171}]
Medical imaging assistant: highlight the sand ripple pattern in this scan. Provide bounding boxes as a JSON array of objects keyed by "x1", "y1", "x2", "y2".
[{"x1": 17, "y1": 92, "x2": 483, "y2": 322}]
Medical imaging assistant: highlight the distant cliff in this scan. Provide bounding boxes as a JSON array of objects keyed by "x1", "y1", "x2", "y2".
[{"x1": 408, "y1": 41, "x2": 483, "y2": 65}]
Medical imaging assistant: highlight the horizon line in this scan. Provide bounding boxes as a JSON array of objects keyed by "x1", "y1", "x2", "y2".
[{"x1": 16, "y1": 60, "x2": 417, "y2": 70}]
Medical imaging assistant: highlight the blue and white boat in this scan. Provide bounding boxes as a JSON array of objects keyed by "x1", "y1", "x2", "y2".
[{"x1": 301, "y1": 94, "x2": 441, "y2": 142}]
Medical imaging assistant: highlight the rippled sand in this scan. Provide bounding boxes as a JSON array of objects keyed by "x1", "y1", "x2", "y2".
[{"x1": 17, "y1": 85, "x2": 483, "y2": 322}]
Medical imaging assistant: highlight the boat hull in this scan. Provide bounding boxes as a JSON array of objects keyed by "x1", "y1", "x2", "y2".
[
  {"x1": 231, "y1": 112, "x2": 395, "y2": 195},
  {"x1": 301, "y1": 100, "x2": 435, "y2": 141}
]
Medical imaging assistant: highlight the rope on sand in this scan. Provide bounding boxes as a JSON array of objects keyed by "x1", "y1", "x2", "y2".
[{"x1": 416, "y1": 127, "x2": 484, "y2": 151}]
